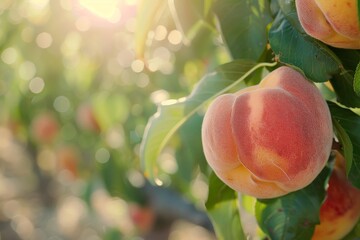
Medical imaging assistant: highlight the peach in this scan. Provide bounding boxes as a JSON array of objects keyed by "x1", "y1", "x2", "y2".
[
  {"x1": 56, "y1": 146, "x2": 80, "y2": 179},
  {"x1": 296, "y1": 0, "x2": 360, "y2": 49},
  {"x1": 76, "y1": 103, "x2": 100, "y2": 132},
  {"x1": 312, "y1": 151, "x2": 360, "y2": 240},
  {"x1": 201, "y1": 66, "x2": 333, "y2": 198},
  {"x1": 31, "y1": 113, "x2": 59, "y2": 143},
  {"x1": 129, "y1": 204, "x2": 155, "y2": 234}
]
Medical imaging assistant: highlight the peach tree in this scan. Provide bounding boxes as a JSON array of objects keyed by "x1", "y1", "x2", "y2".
[{"x1": 137, "y1": 0, "x2": 360, "y2": 239}]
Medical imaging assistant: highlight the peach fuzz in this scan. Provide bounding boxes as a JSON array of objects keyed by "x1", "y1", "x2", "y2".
[
  {"x1": 296, "y1": 0, "x2": 360, "y2": 49},
  {"x1": 312, "y1": 151, "x2": 360, "y2": 240},
  {"x1": 201, "y1": 66, "x2": 333, "y2": 199}
]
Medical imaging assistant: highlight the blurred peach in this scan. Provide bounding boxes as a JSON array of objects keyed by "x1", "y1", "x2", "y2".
[
  {"x1": 76, "y1": 103, "x2": 100, "y2": 132},
  {"x1": 129, "y1": 204, "x2": 155, "y2": 234},
  {"x1": 56, "y1": 146, "x2": 80, "y2": 179},
  {"x1": 31, "y1": 113, "x2": 59, "y2": 143}
]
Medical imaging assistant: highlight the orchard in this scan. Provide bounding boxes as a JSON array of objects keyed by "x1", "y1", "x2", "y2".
[{"x1": 1, "y1": 0, "x2": 360, "y2": 240}]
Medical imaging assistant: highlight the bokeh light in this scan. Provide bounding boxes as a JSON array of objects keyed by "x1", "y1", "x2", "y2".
[
  {"x1": 19, "y1": 61, "x2": 37, "y2": 81},
  {"x1": 1, "y1": 47, "x2": 18, "y2": 64},
  {"x1": 54, "y1": 96, "x2": 71, "y2": 113},
  {"x1": 29, "y1": 77, "x2": 45, "y2": 94},
  {"x1": 95, "y1": 148, "x2": 110, "y2": 163},
  {"x1": 78, "y1": 0, "x2": 122, "y2": 23},
  {"x1": 168, "y1": 30, "x2": 183, "y2": 45},
  {"x1": 36, "y1": 32, "x2": 53, "y2": 48},
  {"x1": 0, "y1": 0, "x2": 219, "y2": 239}
]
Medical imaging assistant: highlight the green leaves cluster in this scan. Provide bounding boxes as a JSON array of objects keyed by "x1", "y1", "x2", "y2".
[
  {"x1": 138, "y1": 0, "x2": 360, "y2": 239},
  {"x1": 213, "y1": 0, "x2": 272, "y2": 61},
  {"x1": 329, "y1": 102, "x2": 360, "y2": 188}
]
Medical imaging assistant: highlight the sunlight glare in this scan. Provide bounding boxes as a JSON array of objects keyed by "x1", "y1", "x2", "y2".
[{"x1": 78, "y1": 0, "x2": 122, "y2": 23}]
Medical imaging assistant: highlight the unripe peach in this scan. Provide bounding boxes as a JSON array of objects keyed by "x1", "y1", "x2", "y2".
[
  {"x1": 202, "y1": 66, "x2": 333, "y2": 198},
  {"x1": 31, "y1": 113, "x2": 59, "y2": 143},
  {"x1": 312, "y1": 151, "x2": 360, "y2": 240},
  {"x1": 296, "y1": 0, "x2": 360, "y2": 49}
]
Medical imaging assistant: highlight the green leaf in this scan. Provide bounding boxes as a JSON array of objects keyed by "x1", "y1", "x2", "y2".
[
  {"x1": 100, "y1": 151, "x2": 145, "y2": 204},
  {"x1": 175, "y1": 113, "x2": 208, "y2": 183},
  {"x1": 140, "y1": 61, "x2": 277, "y2": 183},
  {"x1": 218, "y1": 59, "x2": 266, "y2": 84},
  {"x1": 354, "y1": 62, "x2": 360, "y2": 96},
  {"x1": 328, "y1": 48, "x2": 360, "y2": 107},
  {"x1": 135, "y1": 0, "x2": 167, "y2": 58},
  {"x1": 332, "y1": 117, "x2": 353, "y2": 176},
  {"x1": 328, "y1": 101, "x2": 360, "y2": 188},
  {"x1": 330, "y1": 72, "x2": 360, "y2": 108},
  {"x1": 93, "y1": 93, "x2": 130, "y2": 130},
  {"x1": 269, "y1": 11, "x2": 342, "y2": 82},
  {"x1": 170, "y1": 0, "x2": 215, "y2": 43},
  {"x1": 214, "y1": 0, "x2": 272, "y2": 61},
  {"x1": 204, "y1": 0, "x2": 214, "y2": 16},
  {"x1": 276, "y1": 0, "x2": 304, "y2": 31},
  {"x1": 103, "y1": 229, "x2": 123, "y2": 240},
  {"x1": 330, "y1": 48, "x2": 360, "y2": 71},
  {"x1": 206, "y1": 172, "x2": 246, "y2": 240},
  {"x1": 255, "y1": 162, "x2": 333, "y2": 240},
  {"x1": 171, "y1": 0, "x2": 203, "y2": 32}
]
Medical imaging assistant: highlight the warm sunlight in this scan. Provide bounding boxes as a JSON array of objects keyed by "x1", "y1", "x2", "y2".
[{"x1": 77, "y1": 0, "x2": 136, "y2": 23}]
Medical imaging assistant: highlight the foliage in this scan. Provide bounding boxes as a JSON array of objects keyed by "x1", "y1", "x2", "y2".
[
  {"x1": 329, "y1": 102, "x2": 360, "y2": 187},
  {"x1": 205, "y1": 172, "x2": 245, "y2": 240},
  {"x1": 255, "y1": 161, "x2": 333, "y2": 240},
  {"x1": 140, "y1": 60, "x2": 275, "y2": 183},
  {"x1": 2, "y1": 0, "x2": 360, "y2": 239},
  {"x1": 137, "y1": 0, "x2": 360, "y2": 239}
]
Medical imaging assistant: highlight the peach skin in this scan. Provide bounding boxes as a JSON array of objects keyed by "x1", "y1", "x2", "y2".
[
  {"x1": 296, "y1": 0, "x2": 360, "y2": 49},
  {"x1": 201, "y1": 66, "x2": 333, "y2": 199},
  {"x1": 312, "y1": 151, "x2": 360, "y2": 240}
]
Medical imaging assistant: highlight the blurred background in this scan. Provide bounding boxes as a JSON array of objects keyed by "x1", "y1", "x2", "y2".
[{"x1": 0, "y1": 0, "x2": 231, "y2": 239}]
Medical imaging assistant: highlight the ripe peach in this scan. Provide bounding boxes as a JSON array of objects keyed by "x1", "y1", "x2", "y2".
[
  {"x1": 76, "y1": 103, "x2": 100, "y2": 132},
  {"x1": 312, "y1": 151, "x2": 360, "y2": 240},
  {"x1": 31, "y1": 113, "x2": 59, "y2": 143},
  {"x1": 201, "y1": 66, "x2": 333, "y2": 198},
  {"x1": 296, "y1": 0, "x2": 360, "y2": 49}
]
